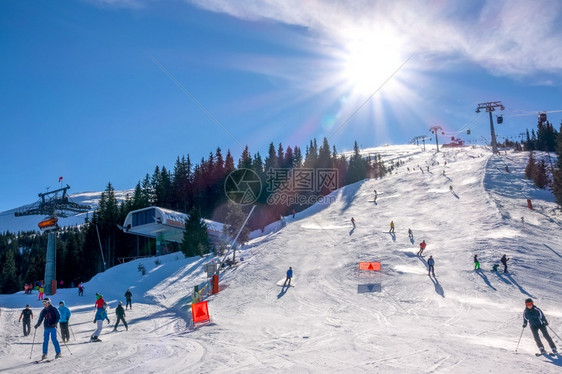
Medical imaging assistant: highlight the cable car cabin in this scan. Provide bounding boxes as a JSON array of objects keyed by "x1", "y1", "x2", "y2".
[
  {"x1": 122, "y1": 206, "x2": 225, "y2": 244},
  {"x1": 442, "y1": 138, "x2": 465, "y2": 148},
  {"x1": 538, "y1": 112, "x2": 547, "y2": 123},
  {"x1": 497, "y1": 115, "x2": 503, "y2": 124},
  {"x1": 38, "y1": 217, "x2": 59, "y2": 231}
]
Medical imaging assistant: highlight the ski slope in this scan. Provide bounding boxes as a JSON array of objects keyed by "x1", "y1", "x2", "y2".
[{"x1": 1, "y1": 145, "x2": 561, "y2": 373}]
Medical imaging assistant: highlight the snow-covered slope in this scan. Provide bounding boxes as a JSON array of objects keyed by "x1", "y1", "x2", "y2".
[{"x1": 1, "y1": 145, "x2": 561, "y2": 373}]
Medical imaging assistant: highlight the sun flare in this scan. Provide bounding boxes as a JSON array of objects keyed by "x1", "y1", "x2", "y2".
[{"x1": 341, "y1": 34, "x2": 405, "y2": 95}]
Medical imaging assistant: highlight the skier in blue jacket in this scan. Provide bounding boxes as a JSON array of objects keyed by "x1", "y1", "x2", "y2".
[
  {"x1": 283, "y1": 267, "x2": 293, "y2": 287},
  {"x1": 91, "y1": 303, "x2": 110, "y2": 342},
  {"x1": 58, "y1": 300, "x2": 72, "y2": 343},
  {"x1": 523, "y1": 298, "x2": 557, "y2": 355}
]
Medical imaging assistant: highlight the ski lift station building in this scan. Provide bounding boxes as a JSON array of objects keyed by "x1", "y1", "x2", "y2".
[{"x1": 122, "y1": 206, "x2": 225, "y2": 244}]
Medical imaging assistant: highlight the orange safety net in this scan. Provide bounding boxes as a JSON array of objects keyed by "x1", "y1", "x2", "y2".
[
  {"x1": 358, "y1": 262, "x2": 381, "y2": 271},
  {"x1": 192, "y1": 301, "x2": 210, "y2": 323}
]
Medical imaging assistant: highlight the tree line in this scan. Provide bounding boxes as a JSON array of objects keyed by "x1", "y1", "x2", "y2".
[
  {"x1": 523, "y1": 120, "x2": 562, "y2": 206},
  {"x1": 0, "y1": 137, "x2": 387, "y2": 293}
]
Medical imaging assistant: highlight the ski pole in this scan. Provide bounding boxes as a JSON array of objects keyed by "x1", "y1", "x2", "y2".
[
  {"x1": 30, "y1": 327, "x2": 37, "y2": 359},
  {"x1": 515, "y1": 326, "x2": 525, "y2": 352},
  {"x1": 70, "y1": 324, "x2": 76, "y2": 341},
  {"x1": 57, "y1": 328, "x2": 72, "y2": 355},
  {"x1": 546, "y1": 325, "x2": 560, "y2": 340}
]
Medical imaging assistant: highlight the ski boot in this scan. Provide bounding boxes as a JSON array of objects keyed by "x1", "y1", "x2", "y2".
[
  {"x1": 55, "y1": 352, "x2": 62, "y2": 359},
  {"x1": 41, "y1": 353, "x2": 47, "y2": 360}
]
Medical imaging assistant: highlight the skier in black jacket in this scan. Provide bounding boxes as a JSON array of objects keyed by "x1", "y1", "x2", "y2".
[
  {"x1": 34, "y1": 298, "x2": 62, "y2": 360},
  {"x1": 522, "y1": 298, "x2": 558, "y2": 355},
  {"x1": 113, "y1": 301, "x2": 128, "y2": 331},
  {"x1": 19, "y1": 305, "x2": 33, "y2": 336}
]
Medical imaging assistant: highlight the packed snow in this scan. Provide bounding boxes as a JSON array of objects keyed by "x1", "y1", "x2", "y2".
[{"x1": 1, "y1": 145, "x2": 561, "y2": 373}]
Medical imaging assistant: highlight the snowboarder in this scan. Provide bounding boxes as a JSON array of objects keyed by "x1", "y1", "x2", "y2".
[
  {"x1": 474, "y1": 254, "x2": 480, "y2": 270},
  {"x1": 124, "y1": 289, "x2": 133, "y2": 310},
  {"x1": 427, "y1": 256, "x2": 435, "y2": 276},
  {"x1": 58, "y1": 300, "x2": 71, "y2": 343},
  {"x1": 351, "y1": 217, "x2": 356, "y2": 228},
  {"x1": 34, "y1": 298, "x2": 61, "y2": 360},
  {"x1": 91, "y1": 302, "x2": 110, "y2": 342},
  {"x1": 283, "y1": 267, "x2": 293, "y2": 287},
  {"x1": 417, "y1": 240, "x2": 426, "y2": 256},
  {"x1": 522, "y1": 298, "x2": 558, "y2": 355},
  {"x1": 113, "y1": 301, "x2": 128, "y2": 331},
  {"x1": 19, "y1": 304, "x2": 33, "y2": 336},
  {"x1": 408, "y1": 228, "x2": 413, "y2": 240},
  {"x1": 389, "y1": 221, "x2": 395, "y2": 233},
  {"x1": 501, "y1": 254, "x2": 509, "y2": 273}
]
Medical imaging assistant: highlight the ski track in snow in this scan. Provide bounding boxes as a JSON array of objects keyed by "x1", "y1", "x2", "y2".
[{"x1": 1, "y1": 145, "x2": 562, "y2": 373}]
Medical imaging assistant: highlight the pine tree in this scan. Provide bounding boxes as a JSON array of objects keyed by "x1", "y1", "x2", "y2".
[
  {"x1": 0, "y1": 248, "x2": 20, "y2": 293},
  {"x1": 525, "y1": 152, "x2": 536, "y2": 180},
  {"x1": 222, "y1": 202, "x2": 250, "y2": 244},
  {"x1": 181, "y1": 208, "x2": 210, "y2": 257},
  {"x1": 533, "y1": 159, "x2": 549, "y2": 189},
  {"x1": 552, "y1": 128, "x2": 562, "y2": 205}
]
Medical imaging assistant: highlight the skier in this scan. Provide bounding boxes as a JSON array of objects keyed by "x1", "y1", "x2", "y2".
[
  {"x1": 492, "y1": 264, "x2": 499, "y2": 272},
  {"x1": 91, "y1": 302, "x2": 110, "y2": 342},
  {"x1": 427, "y1": 256, "x2": 435, "y2": 276},
  {"x1": 38, "y1": 285, "x2": 44, "y2": 301},
  {"x1": 78, "y1": 282, "x2": 84, "y2": 296},
  {"x1": 389, "y1": 221, "x2": 395, "y2": 233},
  {"x1": 408, "y1": 228, "x2": 413, "y2": 240},
  {"x1": 522, "y1": 298, "x2": 558, "y2": 355},
  {"x1": 94, "y1": 293, "x2": 105, "y2": 310},
  {"x1": 283, "y1": 267, "x2": 293, "y2": 287},
  {"x1": 474, "y1": 255, "x2": 480, "y2": 270},
  {"x1": 351, "y1": 217, "x2": 356, "y2": 228},
  {"x1": 501, "y1": 254, "x2": 509, "y2": 273},
  {"x1": 374, "y1": 189, "x2": 378, "y2": 202},
  {"x1": 34, "y1": 298, "x2": 61, "y2": 360},
  {"x1": 521, "y1": 217, "x2": 525, "y2": 231},
  {"x1": 292, "y1": 209, "x2": 296, "y2": 219},
  {"x1": 19, "y1": 304, "x2": 33, "y2": 336},
  {"x1": 124, "y1": 289, "x2": 133, "y2": 310},
  {"x1": 113, "y1": 301, "x2": 128, "y2": 331},
  {"x1": 417, "y1": 240, "x2": 427, "y2": 256},
  {"x1": 58, "y1": 300, "x2": 71, "y2": 343}
]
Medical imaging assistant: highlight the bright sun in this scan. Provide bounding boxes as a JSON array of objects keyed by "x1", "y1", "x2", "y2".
[{"x1": 341, "y1": 34, "x2": 405, "y2": 95}]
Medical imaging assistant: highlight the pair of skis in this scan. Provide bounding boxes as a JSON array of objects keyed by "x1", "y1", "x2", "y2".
[{"x1": 535, "y1": 351, "x2": 558, "y2": 357}]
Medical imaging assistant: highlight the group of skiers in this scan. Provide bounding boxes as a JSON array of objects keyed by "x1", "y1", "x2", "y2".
[
  {"x1": 475, "y1": 254, "x2": 510, "y2": 272},
  {"x1": 19, "y1": 288, "x2": 133, "y2": 360}
]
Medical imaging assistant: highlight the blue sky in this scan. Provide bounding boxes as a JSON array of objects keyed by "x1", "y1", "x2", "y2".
[{"x1": 1, "y1": 0, "x2": 562, "y2": 212}]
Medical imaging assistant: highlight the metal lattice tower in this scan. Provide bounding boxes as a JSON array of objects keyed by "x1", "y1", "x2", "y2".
[
  {"x1": 15, "y1": 184, "x2": 90, "y2": 295},
  {"x1": 476, "y1": 101, "x2": 505, "y2": 154}
]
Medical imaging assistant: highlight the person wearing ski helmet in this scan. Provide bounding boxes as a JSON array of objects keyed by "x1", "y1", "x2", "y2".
[
  {"x1": 522, "y1": 298, "x2": 558, "y2": 355},
  {"x1": 34, "y1": 298, "x2": 62, "y2": 360}
]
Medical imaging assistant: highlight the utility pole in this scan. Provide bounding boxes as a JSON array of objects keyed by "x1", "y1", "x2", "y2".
[
  {"x1": 476, "y1": 101, "x2": 504, "y2": 154},
  {"x1": 429, "y1": 126, "x2": 443, "y2": 152}
]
